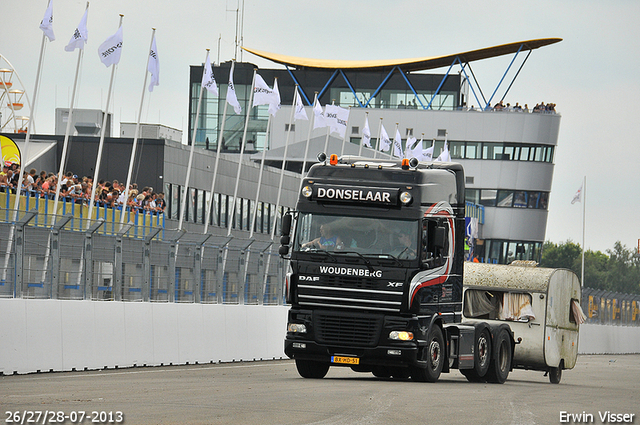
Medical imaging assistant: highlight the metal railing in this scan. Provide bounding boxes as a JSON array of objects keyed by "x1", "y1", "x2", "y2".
[{"x1": 0, "y1": 207, "x2": 285, "y2": 305}]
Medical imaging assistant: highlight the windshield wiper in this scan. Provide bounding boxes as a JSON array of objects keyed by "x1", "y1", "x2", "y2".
[
  {"x1": 299, "y1": 248, "x2": 338, "y2": 262},
  {"x1": 375, "y1": 253, "x2": 403, "y2": 266},
  {"x1": 332, "y1": 251, "x2": 375, "y2": 272}
]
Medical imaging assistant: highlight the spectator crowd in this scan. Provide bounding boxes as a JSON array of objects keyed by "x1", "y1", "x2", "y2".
[
  {"x1": 467, "y1": 101, "x2": 557, "y2": 113},
  {"x1": 0, "y1": 162, "x2": 166, "y2": 214}
]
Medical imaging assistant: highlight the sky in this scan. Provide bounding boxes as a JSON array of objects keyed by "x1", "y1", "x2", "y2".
[{"x1": 1, "y1": 0, "x2": 639, "y2": 254}]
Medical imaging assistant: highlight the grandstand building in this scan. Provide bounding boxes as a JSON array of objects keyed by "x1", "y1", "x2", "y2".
[{"x1": 185, "y1": 38, "x2": 562, "y2": 264}]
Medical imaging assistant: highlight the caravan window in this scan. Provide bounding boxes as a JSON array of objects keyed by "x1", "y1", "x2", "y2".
[{"x1": 464, "y1": 289, "x2": 535, "y2": 322}]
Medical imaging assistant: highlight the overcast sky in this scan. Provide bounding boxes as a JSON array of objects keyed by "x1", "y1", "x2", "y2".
[{"x1": 2, "y1": 0, "x2": 639, "y2": 254}]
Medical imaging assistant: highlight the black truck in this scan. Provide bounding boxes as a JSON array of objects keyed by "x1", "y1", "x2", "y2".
[{"x1": 279, "y1": 155, "x2": 515, "y2": 383}]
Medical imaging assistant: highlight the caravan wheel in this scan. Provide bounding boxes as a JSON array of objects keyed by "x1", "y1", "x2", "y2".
[{"x1": 549, "y1": 361, "x2": 563, "y2": 384}]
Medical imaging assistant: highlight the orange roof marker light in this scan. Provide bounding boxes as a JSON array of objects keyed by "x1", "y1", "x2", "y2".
[
  {"x1": 401, "y1": 158, "x2": 410, "y2": 170},
  {"x1": 329, "y1": 154, "x2": 338, "y2": 165}
]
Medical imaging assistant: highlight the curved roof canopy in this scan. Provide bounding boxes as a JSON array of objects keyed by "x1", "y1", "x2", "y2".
[{"x1": 242, "y1": 38, "x2": 561, "y2": 72}]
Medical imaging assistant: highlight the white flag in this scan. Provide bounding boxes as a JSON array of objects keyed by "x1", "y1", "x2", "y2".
[
  {"x1": 64, "y1": 7, "x2": 88, "y2": 52},
  {"x1": 361, "y1": 116, "x2": 371, "y2": 148},
  {"x1": 253, "y1": 74, "x2": 278, "y2": 107},
  {"x1": 40, "y1": 0, "x2": 55, "y2": 42},
  {"x1": 423, "y1": 141, "x2": 434, "y2": 162},
  {"x1": 268, "y1": 78, "x2": 281, "y2": 117},
  {"x1": 379, "y1": 124, "x2": 391, "y2": 152},
  {"x1": 226, "y1": 63, "x2": 241, "y2": 114},
  {"x1": 147, "y1": 35, "x2": 159, "y2": 92},
  {"x1": 406, "y1": 136, "x2": 419, "y2": 158},
  {"x1": 97, "y1": 26, "x2": 123, "y2": 68},
  {"x1": 325, "y1": 104, "x2": 349, "y2": 138},
  {"x1": 435, "y1": 141, "x2": 451, "y2": 162},
  {"x1": 393, "y1": 129, "x2": 404, "y2": 158},
  {"x1": 313, "y1": 99, "x2": 326, "y2": 129},
  {"x1": 294, "y1": 88, "x2": 308, "y2": 121},
  {"x1": 571, "y1": 184, "x2": 582, "y2": 204},
  {"x1": 201, "y1": 52, "x2": 218, "y2": 96}
]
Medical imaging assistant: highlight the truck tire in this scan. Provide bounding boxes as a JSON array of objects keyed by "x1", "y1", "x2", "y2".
[
  {"x1": 486, "y1": 328, "x2": 511, "y2": 384},
  {"x1": 411, "y1": 325, "x2": 444, "y2": 382},
  {"x1": 460, "y1": 327, "x2": 492, "y2": 382},
  {"x1": 549, "y1": 360, "x2": 563, "y2": 384},
  {"x1": 295, "y1": 359, "x2": 329, "y2": 379}
]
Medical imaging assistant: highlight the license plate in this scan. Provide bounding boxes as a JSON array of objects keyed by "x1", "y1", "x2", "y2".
[{"x1": 331, "y1": 356, "x2": 359, "y2": 365}]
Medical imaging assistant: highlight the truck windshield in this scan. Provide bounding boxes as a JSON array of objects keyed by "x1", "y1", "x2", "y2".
[{"x1": 294, "y1": 213, "x2": 419, "y2": 259}]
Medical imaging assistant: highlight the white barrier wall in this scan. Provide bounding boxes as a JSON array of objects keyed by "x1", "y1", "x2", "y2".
[
  {"x1": 1, "y1": 300, "x2": 638, "y2": 375},
  {"x1": 0, "y1": 299, "x2": 288, "y2": 375},
  {"x1": 578, "y1": 323, "x2": 640, "y2": 355}
]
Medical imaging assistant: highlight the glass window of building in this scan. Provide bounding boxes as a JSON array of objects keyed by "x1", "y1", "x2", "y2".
[
  {"x1": 497, "y1": 190, "x2": 514, "y2": 207},
  {"x1": 465, "y1": 142, "x2": 481, "y2": 159},
  {"x1": 480, "y1": 189, "x2": 497, "y2": 207},
  {"x1": 513, "y1": 191, "x2": 527, "y2": 208}
]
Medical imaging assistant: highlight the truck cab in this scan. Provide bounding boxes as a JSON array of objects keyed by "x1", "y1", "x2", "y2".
[{"x1": 280, "y1": 155, "x2": 514, "y2": 382}]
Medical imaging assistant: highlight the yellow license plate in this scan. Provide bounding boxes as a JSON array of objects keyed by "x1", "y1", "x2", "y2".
[{"x1": 331, "y1": 356, "x2": 359, "y2": 365}]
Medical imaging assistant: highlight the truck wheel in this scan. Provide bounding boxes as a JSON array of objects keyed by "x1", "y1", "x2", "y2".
[
  {"x1": 549, "y1": 361, "x2": 563, "y2": 384},
  {"x1": 486, "y1": 328, "x2": 511, "y2": 384},
  {"x1": 474, "y1": 328, "x2": 492, "y2": 377},
  {"x1": 295, "y1": 359, "x2": 329, "y2": 379},
  {"x1": 411, "y1": 325, "x2": 444, "y2": 382},
  {"x1": 460, "y1": 328, "x2": 491, "y2": 382}
]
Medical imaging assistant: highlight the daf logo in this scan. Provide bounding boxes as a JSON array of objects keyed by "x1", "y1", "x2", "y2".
[
  {"x1": 299, "y1": 275, "x2": 320, "y2": 281},
  {"x1": 387, "y1": 281, "x2": 403, "y2": 288}
]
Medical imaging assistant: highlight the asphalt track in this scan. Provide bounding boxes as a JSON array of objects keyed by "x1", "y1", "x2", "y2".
[{"x1": 1, "y1": 355, "x2": 638, "y2": 425}]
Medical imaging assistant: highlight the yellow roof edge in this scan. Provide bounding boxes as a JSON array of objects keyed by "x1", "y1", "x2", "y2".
[{"x1": 242, "y1": 38, "x2": 562, "y2": 72}]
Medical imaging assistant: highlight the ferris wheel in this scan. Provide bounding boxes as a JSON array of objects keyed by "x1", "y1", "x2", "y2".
[{"x1": 0, "y1": 54, "x2": 32, "y2": 134}]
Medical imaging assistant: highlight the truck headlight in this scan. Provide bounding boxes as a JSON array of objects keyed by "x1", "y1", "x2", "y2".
[
  {"x1": 389, "y1": 331, "x2": 414, "y2": 341},
  {"x1": 400, "y1": 191, "x2": 412, "y2": 205},
  {"x1": 301, "y1": 186, "x2": 313, "y2": 198},
  {"x1": 288, "y1": 323, "x2": 307, "y2": 333}
]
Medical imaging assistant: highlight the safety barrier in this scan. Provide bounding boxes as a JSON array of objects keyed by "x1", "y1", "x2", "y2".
[
  {"x1": 0, "y1": 206, "x2": 285, "y2": 305},
  {"x1": 582, "y1": 287, "x2": 640, "y2": 327}
]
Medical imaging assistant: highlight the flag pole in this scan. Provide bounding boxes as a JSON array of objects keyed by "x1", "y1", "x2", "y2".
[
  {"x1": 322, "y1": 100, "x2": 334, "y2": 154},
  {"x1": 2, "y1": 13, "x2": 51, "y2": 286},
  {"x1": 89, "y1": 14, "x2": 123, "y2": 229},
  {"x1": 249, "y1": 77, "x2": 280, "y2": 239},
  {"x1": 120, "y1": 28, "x2": 155, "y2": 226},
  {"x1": 358, "y1": 111, "x2": 368, "y2": 157},
  {"x1": 227, "y1": 68, "x2": 257, "y2": 237},
  {"x1": 374, "y1": 118, "x2": 383, "y2": 159},
  {"x1": 339, "y1": 106, "x2": 351, "y2": 157},
  {"x1": 204, "y1": 60, "x2": 233, "y2": 234},
  {"x1": 53, "y1": 2, "x2": 89, "y2": 220},
  {"x1": 10, "y1": 32, "x2": 48, "y2": 219},
  {"x1": 581, "y1": 175, "x2": 586, "y2": 287},
  {"x1": 270, "y1": 85, "x2": 298, "y2": 240},
  {"x1": 248, "y1": 114, "x2": 272, "y2": 238},
  {"x1": 299, "y1": 92, "x2": 318, "y2": 190},
  {"x1": 178, "y1": 49, "x2": 209, "y2": 231}
]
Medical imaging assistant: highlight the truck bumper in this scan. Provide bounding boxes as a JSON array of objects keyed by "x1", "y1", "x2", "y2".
[{"x1": 284, "y1": 337, "x2": 419, "y2": 368}]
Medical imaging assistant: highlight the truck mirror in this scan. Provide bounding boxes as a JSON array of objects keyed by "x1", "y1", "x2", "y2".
[
  {"x1": 279, "y1": 245, "x2": 290, "y2": 256},
  {"x1": 280, "y1": 235, "x2": 290, "y2": 245},
  {"x1": 281, "y1": 213, "x2": 292, "y2": 236},
  {"x1": 434, "y1": 226, "x2": 446, "y2": 249}
]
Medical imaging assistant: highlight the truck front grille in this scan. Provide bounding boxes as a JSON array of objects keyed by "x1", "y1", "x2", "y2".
[
  {"x1": 297, "y1": 275, "x2": 403, "y2": 313},
  {"x1": 314, "y1": 312, "x2": 382, "y2": 347}
]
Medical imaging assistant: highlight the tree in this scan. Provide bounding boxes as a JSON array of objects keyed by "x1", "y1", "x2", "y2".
[{"x1": 541, "y1": 240, "x2": 640, "y2": 295}]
